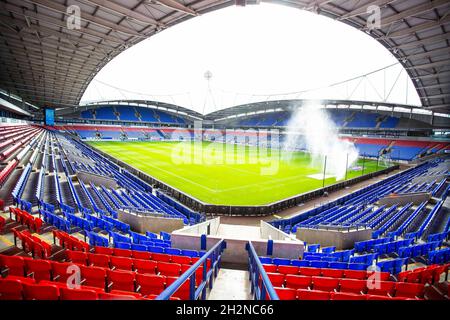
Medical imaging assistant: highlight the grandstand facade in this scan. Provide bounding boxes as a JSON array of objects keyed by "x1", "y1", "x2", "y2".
[{"x1": 0, "y1": 0, "x2": 449, "y2": 307}]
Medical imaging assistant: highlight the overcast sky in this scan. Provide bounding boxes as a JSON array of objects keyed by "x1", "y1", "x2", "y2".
[{"x1": 81, "y1": 3, "x2": 421, "y2": 114}]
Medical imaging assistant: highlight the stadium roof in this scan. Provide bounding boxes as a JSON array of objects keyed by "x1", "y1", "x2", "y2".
[
  {"x1": 0, "y1": 0, "x2": 449, "y2": 114},
  {"x1": 203, "y1": 98, "x2": 449, "y2": 121}
]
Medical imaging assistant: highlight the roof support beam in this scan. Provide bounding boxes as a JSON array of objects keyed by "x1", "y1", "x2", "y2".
[
  {"x1": 400, "y1": 47, "x2": 450, "y2": 61},
  {"x1": 0, "y1": 3, "x2": 127, "y2": 45},
  {"x1": 375, "y1": 0, "x2": 450, "y2": 28},
  {"x1": 82, "y1": 0, "x2": 163, "y2": 27},
  {"x1": 411, "y1": 70, "x2": 450, "y2": 80},
  {"x1": 0, "y1": 66, "x2": 90, "y2": 84},
  {"x1": 406, "y1": 59, "x2": 450, "y2": 70},
  {"x1": 338, "y1": 0, "x2": 394, "y2": 21},
  {"x1": 390, "y1": 33, "x2": 450, "y2": 50},
  {"x1": 0, "y1": 80, "x2": 85, "y2": 95},
  {"x1": 24, "y1": 0, "x2": 144, "y2": 37},
  {"x1": 0, "y1": 14, "x2": 116, "y2": 52},
  {"x1": 415, "y1": 81, "x2": 450, "y2": 90},
  {"x1": 151, "y1": 0, "x2": 198, "y2": 16},
  {"x1": 0, "y1": 54, "x2": 94, "y2": 77},
  {"x1": 422, "y1": 93, "x2": 450, "y2": 99},
  {"x1": 0, "y1": 36, "x2": 104, "y2": 65},
  {"x1": 387, "y1": 15, "x2": 450, "y2": 38},
  {"x1": 426, "y1": 104, "x2": 450, "y2": 110}
]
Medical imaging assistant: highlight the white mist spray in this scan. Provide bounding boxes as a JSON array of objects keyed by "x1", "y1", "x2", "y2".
[{"x1": 283, "y1": 102, "x2": 359, "y2": 180}]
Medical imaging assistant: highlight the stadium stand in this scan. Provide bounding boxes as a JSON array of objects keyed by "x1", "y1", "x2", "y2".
[{"x1": 80, "y1": 106, "x2": 188, "y2": 125}]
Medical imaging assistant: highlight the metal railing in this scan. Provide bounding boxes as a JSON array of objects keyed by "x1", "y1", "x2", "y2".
[
  {"x1": 156, "y1": 239, "x2": 226, "y2": 300},
  {"x1": 246, "y1": 241, "x2": 279, "y2": 300}
]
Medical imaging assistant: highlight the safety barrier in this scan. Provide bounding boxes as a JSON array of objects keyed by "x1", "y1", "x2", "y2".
[
  {"x1": 156, "y1": 238, "x2": 226, "y2": 300},
  {"x1": 246, "y1": 241, "x2": 279, "y2": 300}
]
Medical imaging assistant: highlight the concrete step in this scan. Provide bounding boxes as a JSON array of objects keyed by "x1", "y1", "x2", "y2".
[{"x1": 208, "y1": 268, "x2": 253, "y2": 300}]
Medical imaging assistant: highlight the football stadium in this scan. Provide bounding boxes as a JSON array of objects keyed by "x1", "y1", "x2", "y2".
[{"x1": 0, "y1": 0, "x2": 449, "y2": 308}]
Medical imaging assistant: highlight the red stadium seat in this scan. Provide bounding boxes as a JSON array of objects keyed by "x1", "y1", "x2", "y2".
[
  {"x1": 297, "y1": 289, "x2": 330, "y2": 300},
  {"x1": 262, "y1": 264, "x2": 277, "y2": 273},
  {"x1": 181, "y1": 264, "x2": 204, "y2": 286},
  {"x1": 367, "y1": 271, "x2": 390, "y2": 281},
  {"x1": 431, "y1": 265, "x2": 447, "y2": 283},
  {"x1": 0, "y1": 278, "x2": 24, "y2": 300},
  {"x1": 394, "y1": 282, "x2": 425, "y2": 298},
  {"x1": 81, "y1": 265, "x2": 107, "y2": 289},
  {"x1": 267, "y1": 272, "x2": 285, "y2": 287},
  {"x1": 39, "y1": 280, "x2": 104, "y2": 293},
  {"x1": 298, "y1": 267, "x2": 322, "y2": 277},
  {"x1": 343, "y1": 270, "x2": 367, "y2": 280},
  {"x1": 339, "y1": 279, "x2": 367, "y2": 294},
  {"x1": 191, "y1": 257, "x2": 211, "y2": 271},
  {"x1": 415, "y1": 265, "x2": 442, "y2": 285},
  {"x1": 107, "y1": 269, "x2": 136, "y2": 292},
  {"x1": 25, "y1": 259, "x2": 52, "y2": 281},
  {"x1": 331, "y1": 292, "x2": 366, "y2": 300},
  {"x1": 110, "y1": 256, "x2": 133, "y2": 271},
  {"x1": 321, "y1": 268, "x2": 344, "y2": 278},
  {"x1": 312, "y1": 276, "x2": 340, "y2": 292},
  {"x1": 51, "y1": 262, "x2": 80, "y2": 283},
  {"x1": 136, "y1": 273, "x2": 166, "y2": 296},
  {"x1": 110, "y1": 290, "x2": 142, "y2": 298},
  {"x1": 398, "y1": 270, "x2": 421, "y2": 283},
  {"x1": 157, "y1": 262, "x2": 181, "y2": 276},
  {"x1": 60, "y1": 287, "x2": 98, "y2": 300},
  {"x1": 285, "y1": 275, "x2": 311, "y2": 290},
  {"x1": 23, "y1": 283, "x2": 59, "y2": 300},
  {"x1": 113, "y1": 248, "x2": 132, "y2": 258},
  {"x1": 0, "y1": 216, "x2": 5, "y2": 232},
  {"x1": 99, "y1": 292, "x2": 137, "y2": 300},
  {"x1": 367, "y1": 294, "x2": 394, "y2": 300},
  {"x1": 0, "y1": 255, "x2": 27, "y2": 277},
  {"x1": 277, "y1": 265, "x2": 299, "y2": 275},
  {"x1": 171, "y1": 255, "x2": 192, "y2": 265},
  {"x1": 152, "y1": 253, "x2": 172, "y2": 262},
  {"x1": 133, "y1": 259, "x2": 157, "y2": 274},
  {"x1": 366, "y1": 281, "x2": 395, "y2": 296},
  {"x1": 132, "y1": 251, "x2": 152, "y2": 260},
  {"x1": 3, "y1": 275, "x2": 36, "y2": 284},
  {"x1": 166, "y1": 276, "x2": 191, "y2": 300},
  {"x1": 274, "y1": 287, "x2": 297, "y2": 300},
  {"x1": 94, "y1": 246, "x2": 114, "y2": 255},
  {"x1": 88, "y1": 253, "x2": 110, "y2": 268},
  {"x1": 67, "y1": 250, "x2": 88, "y2": 265}
]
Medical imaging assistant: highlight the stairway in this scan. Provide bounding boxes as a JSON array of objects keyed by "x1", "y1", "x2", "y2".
[{"x1": 208, "y1": 268, "x2": 252, "y2": 300}]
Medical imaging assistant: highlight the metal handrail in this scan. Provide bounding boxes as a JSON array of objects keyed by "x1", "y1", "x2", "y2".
[
  {"x1": 246, "y1": 241, "x2": 279, "y2": 300},
  {"x1": 156, "y1": 239, "x2": 226, "y2": 300}
]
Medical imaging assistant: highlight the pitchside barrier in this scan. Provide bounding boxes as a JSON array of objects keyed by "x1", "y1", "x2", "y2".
[{"x1": 86, "y1": 140, "x2": 399, "y2": 217}]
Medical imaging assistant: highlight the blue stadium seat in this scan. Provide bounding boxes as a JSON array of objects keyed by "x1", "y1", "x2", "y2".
[
  {"x1": 131, "y1": 244, "x2": 147, "y2": 252},
  {"x1": 329, "y1": 262, "x2": 348, "y2": 270},
  {"x1": 165, "y1": 248, "x2": 181, "y2": 256},
  {"x1": 291, "y1": 260, "x2": 310, "y2": 267},
  {"x1": 148, "y1": 246, "x2": 164, "y2": 253},
  {"x1": 348, "y1": 263, "x2": 368, "y2": 270},
  {"x1": 310, "y1": 261, "x2": 329, "y2": 268},
  {"x1": 259, "y1": 257, "x2": 273, "y2": 264},
  {"x1": 115, "y1": 242, "x2": 131, "y2": 249},
  {"x1": 273, "y1": 258, "x2": 291, "y2": 266},
  {"x1": 307, "y1": 244, "x2": 320, "y2": 253},
  {"x1": 321, "y1": 246, "x2": 336, "y2": 254},
  {"x1": 181, "y1": 249, "x2": 199, "y2": 257}
]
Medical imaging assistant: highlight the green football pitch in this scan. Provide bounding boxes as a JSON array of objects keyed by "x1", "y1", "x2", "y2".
[{"x1": 88, "y1": 141, "x2": 390, "y2": 206}]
